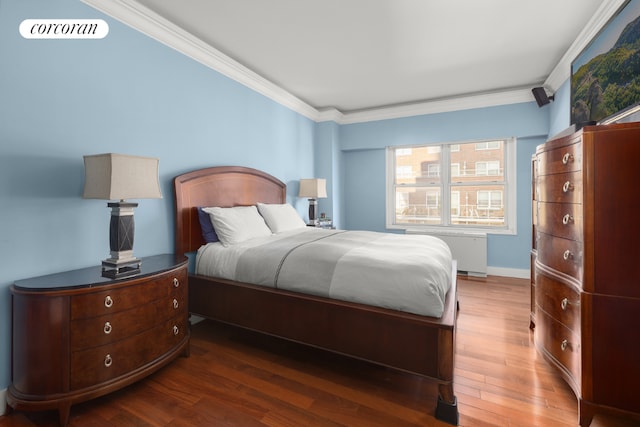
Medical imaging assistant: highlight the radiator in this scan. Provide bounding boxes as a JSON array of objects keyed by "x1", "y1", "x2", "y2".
[{"x1": 406, "y1": 230, "x2": 487, "y2": 277}]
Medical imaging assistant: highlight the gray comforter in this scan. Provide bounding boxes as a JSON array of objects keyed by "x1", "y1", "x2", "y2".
[{"x1": 196, "y1": 228, "x2": 452, "y2": 317}]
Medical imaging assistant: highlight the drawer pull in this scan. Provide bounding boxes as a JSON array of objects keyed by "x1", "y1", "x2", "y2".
[
  {"x1": 173, "y1": 298, "x2": 179, "y2": 309},
  {"x1": 562, "y1": 153, "x2": 574, "y2": 165},
  {"x1": 561, "y1": 298, "x2": 568, "y2": 311},
  {"x1": 561, "y1": 340, "x2": 568, "y2": 352},
  {"x1": 104, "y1": 295, "x2": 113, "y2": 308},
  {"x1": 173, "y1": 325, "x2": 179, "y2": 336},
  {"x1": 173, "y1": 278, "x2": 180, "y2": 288},
  {"x1": 562, "y1": 181, "x2": 573, "y2": 193},
  {"x1": 104, "y1": 354, "x2": 113, "y2": 367},
  {"x1": 103, "y1": 321, "x2": 112, "y2": 334},
  {"x1": 562, "y1": 214, "x2": 573, "y2": 225},
  {"x1": 563, "y1": 250, "x2": 573, "y2": 261}
]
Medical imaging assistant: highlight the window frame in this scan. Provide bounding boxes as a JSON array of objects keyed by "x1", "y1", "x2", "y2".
[{"x1": 385, "y1": 137, "x2": 517, "y2": 235}]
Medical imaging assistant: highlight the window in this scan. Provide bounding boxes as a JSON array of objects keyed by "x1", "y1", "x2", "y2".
[
  {"x1": 477, "y1": 190, "x2": 503, "y2": 210},
  {"x1": 451, "y1": 191, "x2": 460, "y2": 216},
  {"x1": 386, "y1": 138, "x2": 516, "y2": 234},
  {"x1": 476, "y1": 160, "x2": 501, "y2": 176},
  {"x1": 426, "y1": 163, "x2": 440, "y2": 177},
  {"x1": 475, "y1": 140, "x2": 501, "y2": 150},
  {"x1": 396, "y1": 165, "x2": 412, "y2": 179}
]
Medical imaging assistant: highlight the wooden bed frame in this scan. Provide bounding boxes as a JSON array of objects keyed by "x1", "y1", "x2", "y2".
[{"x1": 174, "y1": 165, "x2": 459, "y2": 425}]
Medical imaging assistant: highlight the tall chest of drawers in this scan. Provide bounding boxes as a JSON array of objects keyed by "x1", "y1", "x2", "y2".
[
  {"x1": 7, "y1": 254, "x2": 189, "y2": 427},
  {"x1": 531, "y1": 123, "x2": 640, "y2": 426}
]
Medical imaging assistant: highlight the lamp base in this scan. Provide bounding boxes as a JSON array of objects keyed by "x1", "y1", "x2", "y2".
[
  {"x1": 102, "y1": 202, "x2": 141, "y2": 278},
  {"x1": 101, "y1": 262, "x2": 141, "y2": 279},
  {"x1": 102, "y1": 256, "x2": 142, "y2": 270},
  {"x1": 307, "y1": 198, "x2": 318, "y2": 226},
  {"x1": 102, "y1": 251, "x2": 141, "y2": 278}
]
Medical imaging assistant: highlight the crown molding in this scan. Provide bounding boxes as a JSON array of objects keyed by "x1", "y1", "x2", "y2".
[
  {"x1": 316, "y1": 108, "x2": 345, "y2": 123},
  {"x1": 336, "y1": 88, "x2": 534, "y2": 124},
  {"x1": 545, "y1": 0, "x2": 627, "y2": 92},
  {"x1": 82, "y1": 0, "x2": 603, "y2": 125},
  {"x1": 309, "y1": 89, "x2": 534, "y2": 124}
]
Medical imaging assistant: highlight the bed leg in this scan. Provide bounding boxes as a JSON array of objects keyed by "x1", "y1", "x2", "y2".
[
  {"x1": 435, "y1": 385, "x2": 459, "y2": 425},
  {"x1": 436, "y1": 396, "x2": 459, "y2": 425}
]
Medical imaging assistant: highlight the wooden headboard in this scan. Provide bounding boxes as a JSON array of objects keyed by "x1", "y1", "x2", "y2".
[{"x1": 173, "y1": 166, "x2": 286, "y2": 255}]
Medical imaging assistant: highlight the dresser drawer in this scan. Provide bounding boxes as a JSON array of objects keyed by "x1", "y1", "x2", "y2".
[
  {"x1": 70, "y1": 287, "x2": 187, "y2": 350},
  {"x1": 534, "y1": 270, "x2": 581, "y2": 334},
  {"x1": 536, "y1": 171, "x2": 582, "y2": 204},
  {"x1": 536, "y1": 141, "x2": 582, "y2": 176},
  {"x1": 71, "y1": 268, "x2": 187, "y2": 319},
  {"x1": 536, "y1": 232, "x2": 583, "y2": 281},
  {"x1": 536, "y1": 202, "x2": 583, "y2": 242},
  {"x1": 535, "y1": 310, "x2": 581, "y2": 388},
  {"x1": 70, "y1": 315, "x2": 188, "y2": 390}
]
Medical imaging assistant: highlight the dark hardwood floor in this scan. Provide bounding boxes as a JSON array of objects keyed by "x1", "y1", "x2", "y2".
[{"x1": 1, "y1": 275, "x2": 636, "y2": 426}]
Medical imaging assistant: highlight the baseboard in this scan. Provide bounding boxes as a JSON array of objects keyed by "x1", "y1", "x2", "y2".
[
  {"x1": 190, "y1": 314, "x2": 204, "y2": 325},
  {"x1": 486, "y1": 266, "x2": 529, "y2": 280},
  {"x1": 0, "y1": 388, "x2": 6, "y2": 416}
]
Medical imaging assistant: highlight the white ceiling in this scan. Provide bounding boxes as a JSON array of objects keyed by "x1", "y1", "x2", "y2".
[{"x1": 85, "y1": 0, "x2": 623, "y2": 121}]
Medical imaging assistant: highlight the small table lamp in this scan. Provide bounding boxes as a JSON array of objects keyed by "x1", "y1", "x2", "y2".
[
  {"x1": 298, "y1": 178, "x2": 327, "y2": 226},
  {"x1": 83, "y1": 153, "x2": 162, "y2": 278}
]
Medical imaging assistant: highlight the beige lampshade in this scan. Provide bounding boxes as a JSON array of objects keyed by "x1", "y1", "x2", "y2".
[
  {"x1": 298, "y1": 178, "x2": 327, "y2": 199},
  {"x1": 82, "y1": 153, "x2": 162, "y2": 201}
]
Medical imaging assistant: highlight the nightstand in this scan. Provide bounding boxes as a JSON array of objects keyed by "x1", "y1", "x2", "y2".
[{"x1": 7, "y1": 254, "x2": 189, "y2": 427}]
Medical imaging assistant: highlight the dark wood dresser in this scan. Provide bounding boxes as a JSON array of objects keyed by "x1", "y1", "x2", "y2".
[
  {"x1": 531, "y1": 122, "x2": 640, "y2": 426},
  {"x1": 7, "y1": 254, "x2": 189, "y2": 427}
]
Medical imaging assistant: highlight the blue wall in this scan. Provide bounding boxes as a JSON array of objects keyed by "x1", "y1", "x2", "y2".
[
  {"x1": 338, "y1": 102, "x2": 551, "y2": 271},
  {"x1": 549, "y1": 79, "x2": 572, "y2": 136},
  {"x1": 0, "y1": 0, "x2": 315, "y2": 391},
  {"x1": 0, "y1": 0, "x2": 573, "y2": 398},
  {"x1": 551, "y1": 74, "x2": 640, "y2": 131},
  {"x1": 314, "y1": 121, "x2": 342, "y2": 227}
]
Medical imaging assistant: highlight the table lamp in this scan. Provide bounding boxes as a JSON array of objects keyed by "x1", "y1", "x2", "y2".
[
  {"x1": 83, "y1": 153, "x2": 162, "y2": 277},
  {"x1": 298, "y1": 178, "x2": 327, "y2": 226}
]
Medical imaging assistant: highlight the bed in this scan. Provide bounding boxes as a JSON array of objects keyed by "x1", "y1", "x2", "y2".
[{"x1": 174, "y1": 165, "x2": 459, "y2": 425}]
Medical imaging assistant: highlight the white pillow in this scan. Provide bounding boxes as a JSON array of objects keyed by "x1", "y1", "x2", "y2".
[
  {"x1": 257, "y1": 203, "x2": 307, "y2": 233},
  {"x1": 202, "y1": 205, "x2": 272, "y2": 246}
]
